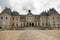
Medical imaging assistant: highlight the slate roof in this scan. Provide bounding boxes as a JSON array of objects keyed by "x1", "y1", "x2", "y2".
[
  {"x1": 11, "y1": 11, "x2": 20, "y2": 16},
  {"x1": 34, "y1": 15, "x2": 40, "y2": 19},
  {"x1": 48, "y1": 8, "x2": 58, "y2": 14},
  {"x1": 1, "y1": 7, "x2": 59, "y2": 19},
  {"x1": 20, "y1": 15, "x2": 26, "y2": 19},
  {"x1": 40, "y1": 11, "x2": 48, "y2": 16},
  {"x1": 27, "y1": 13, "x2": 33, "y2": 15},
  {"x1": 2, "y1": 7, "x2": 11, "y2": 14},
  {"x1": 19, "y1": 15, "x2": 40, "y2": 19}
]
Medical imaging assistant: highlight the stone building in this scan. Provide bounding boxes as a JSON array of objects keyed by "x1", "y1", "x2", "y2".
[{"x1": 0, "y1": 7, "x2": 60, "y2": 30}]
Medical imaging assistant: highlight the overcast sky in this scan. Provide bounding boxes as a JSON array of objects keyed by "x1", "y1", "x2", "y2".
[{"x1": 0, "y1": 0, "x2": 60, "y2": 15}]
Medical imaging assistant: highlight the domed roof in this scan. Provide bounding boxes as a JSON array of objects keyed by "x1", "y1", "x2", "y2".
[
  {"x1": 11, "y1": 11, "x2": 20, "y2": 16},
  {"x1": 40, "y1": 11, "x2": 48, "y2": 16}
]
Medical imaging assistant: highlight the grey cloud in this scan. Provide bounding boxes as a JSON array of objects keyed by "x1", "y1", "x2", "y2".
[
  {"x1": 0, "y1": 0, "x2": 9, "y2": 8},
  {"x1": 21, "y1": 0, "x2": 35, "y2": 12},
  {"x1": 0, "y1": 0, "x2": 60, "y2": 14},
  {"x1": 0, "y1": 0, "x2": 35, "y2": 12}
]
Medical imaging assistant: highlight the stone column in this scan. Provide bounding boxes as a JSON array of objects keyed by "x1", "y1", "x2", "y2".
[
  {"x1": 37, "y1": 22, "x2": 38, "y2": 27},
  {"x1": 27, "y1": 22, "x2": 28, "y2": 27},
  {"x1": 35, "y1": 22, "x2": 36, "y2": 27},
  {"x1": 22, "y1": 22, "x2": 23, "y2": 27},
  {"x1": 31, "y1": 22, "x2": 32, "y2": 27},
  {"x1": 27, "y1": 23, "x2": 28, "y2": 27},
  {"x1": 34, "y1": 22, "x2": 35, "y2": 27},
  {"x1": 25, "y1": 22, "x2": 27, "y2": 27},
  {"x1": 23, "y1": 22, "x2": 24, "y2": 27}
]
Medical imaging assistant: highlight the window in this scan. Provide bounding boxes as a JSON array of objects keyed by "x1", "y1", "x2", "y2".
[
  {"x1": 58, "y1": 24, "x2": 59, "y2": 25},
  {"x1": 46, "y1": 18, "x2": 47, "y2": 20},
  {"x1": 13, "y1": 23, "x2": 14, "y2": 26},
  {"x1": 42, "y1": 24, "x2": 44, "y2": 26},
  {"x1": 53, "y1": 17, "x2": 54, "y2": 19},
  {"x1": 42, "y1": 22, "x2": 44, "y2": 25},
  {"x1": 46, "y1": 22, "x2": 47, "y2": 25},
  {"x1": 16, "y1": 24, "x2": 18, "y2": 26},
  {"x1": 53, "y1": 21, "x2": 55, "y2": 24},
  {"x1": 6, "y1": 17, "x2": 7, "y2": 19},
  {"x1": 0, "y1": 27, "x2": 2, "y2": 29},
  {"x1": 1, "y1": 17, "x2": 3, "y2": 19},
  {"x1": 57, "y1": 17, "x2": 59, "y2": 19},
  {"x1": 13, "y1": 18, "x2": 14, "y2": 20},
  {"x1": 46, "y1": 24, "x2": 47, "y2": 26},
  {"x1": 53, "y1": 24, "x2": 55, "y2": 25},
  {"x1": 16, "y1": 18, "x2": 18, "y2": 20},
  {"x1": 58, "y1": 26, "x2": 60, "y2": 28}
]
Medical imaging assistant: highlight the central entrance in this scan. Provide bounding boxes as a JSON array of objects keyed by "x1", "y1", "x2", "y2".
[
  {"x1": 27, "y1": 22, "x2": 34, "y2": 27},
  {"x1": 29, "y1": 23, "x2": 34, "y2": 27}
]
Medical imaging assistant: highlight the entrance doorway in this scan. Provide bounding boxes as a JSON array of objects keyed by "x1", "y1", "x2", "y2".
[
  {"x1": 27, "y1": 22, "x2": 34, "y2": 27},
  {"x1": 29, "y1": 23, "x2": 34, "y2": 27},
  {"x1": 29, "y1": 23, "x2": 31, "y2": 26},
  {"x1": 32, "y1": 23, "x2": 34, "y2": 26}
]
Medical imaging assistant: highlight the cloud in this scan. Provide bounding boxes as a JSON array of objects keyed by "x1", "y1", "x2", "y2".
[
  {"x1": 8, "y1": 0, "x2": 35, "y2": 14},
  {"x1": 0, "y1": 0, "x2": 11, "y2": 8},
  {"x1": 21, "y1": 0, "x2": 35, "y2": 12},
  {"x1": 0, "y1": 0, "x2": 60, "y2": 14}
]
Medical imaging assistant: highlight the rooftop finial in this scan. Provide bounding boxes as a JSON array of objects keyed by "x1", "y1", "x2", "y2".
[{"x1": 28, "y1": 10, "x2": 31, "y2": 13}]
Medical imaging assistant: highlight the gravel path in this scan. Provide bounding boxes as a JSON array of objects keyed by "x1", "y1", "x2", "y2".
[
  {"x1": 18, "y1": 30, "x2": 60, "y2": 40},
  {"x1": 1, "y1": 30, "x2": 60, "y2": 40}
]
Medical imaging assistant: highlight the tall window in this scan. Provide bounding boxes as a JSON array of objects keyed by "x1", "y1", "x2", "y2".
[
  {"x1": 13, "y1": 18, "x2": 14, "y2": 20},
  {"x1": 16, "y1": 18, "x2": 18, "y2": 20},
  {"x1": 53, "y1": 17, "x2": 54, "y2": 19},
  {"x1": 46, "y1": 18, "x2": 47, "y2": 20},
  {"x1": 57, "y1": 17, "x2": 59, "y2": 19},
  {"x1": 58, "y1": 24, "x2": 59, "y2": 25},
  {"x1": 46, "y1": 22, "x2": 47, "y2": 26},
  {"x1": 16, "y1": 24, "x2": 18, "y2": 26},
  {"x1": 43, "y1": 24, "x2": 44, "y2": 25},
  {"x1": 53, "y1": 21, "x2": 55, "y2": 25},
  {"x1": 42, "y1": 22, "x2": 44, "y2": 26},
  {"x1": 6, "y1": 17, "x2": 7, "y2": 19},
  {"x1": 53, "y1": 24, "x2": 55, "y2": 25},
  {"x1": 1, "y1": 17, "x2": 3, "y2": 19},
  {"x1": 13, "y1": 23, "x2": 14, "y2": 26}
]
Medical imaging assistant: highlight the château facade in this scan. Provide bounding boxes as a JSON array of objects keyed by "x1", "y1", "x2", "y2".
[{"x1": 0, "y1": 7, "x2": 60, "y2": 30}]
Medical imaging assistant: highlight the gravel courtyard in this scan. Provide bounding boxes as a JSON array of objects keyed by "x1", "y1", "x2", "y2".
[{"x1": 0, "y1": 30, "x2": 60, "y2": 40}]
